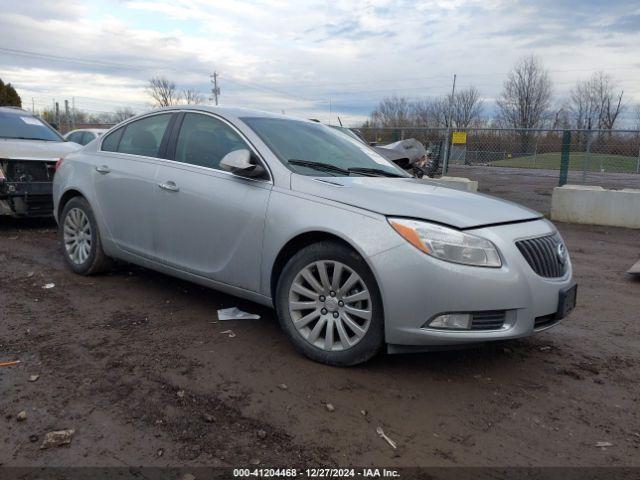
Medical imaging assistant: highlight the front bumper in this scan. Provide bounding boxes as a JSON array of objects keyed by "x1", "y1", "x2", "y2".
[
  {"x1": 369, "y1": 219, "x2": 574, "y2": 347},
  {"x1": 0, "y1": 181, "x2": 54, "y2": 217}
]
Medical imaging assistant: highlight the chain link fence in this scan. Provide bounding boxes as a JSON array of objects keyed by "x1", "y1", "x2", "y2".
[{"x1": 357, "y1": 127, "x2": 640, "y2": 188}]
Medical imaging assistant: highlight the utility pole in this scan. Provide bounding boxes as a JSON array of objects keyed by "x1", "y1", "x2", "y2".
[
  {"x1": 64, "y1": 99, "x2": 70, "y2": 132},
  {"x1": 55, "y1": 101, "x2": 60, "y2": 129},
  {"x1": 210, "y1": 72, "x2": 220, "y2": 105},
  {"x1": 442, "y1": 74, "x2": 457, "y2": 175}
]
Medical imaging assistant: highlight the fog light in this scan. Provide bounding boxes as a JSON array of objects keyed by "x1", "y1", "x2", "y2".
[{"x1": 427, "y1": 313, "x2": 471, "y2": 330}]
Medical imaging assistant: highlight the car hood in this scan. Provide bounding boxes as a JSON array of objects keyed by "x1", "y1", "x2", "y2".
[
  {"x1": 0, "y1": 138, "x2": 82, "y2": 160},
  {"x1": 291, "y1": 175, "x2": 542, "y2": 229}
]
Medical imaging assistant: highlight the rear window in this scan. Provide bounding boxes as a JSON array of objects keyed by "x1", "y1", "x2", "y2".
[
  {"x1": 116, "y1": 114, "x2": 172, "y2": 158},
  {"x1": 67, "y1": 131, "x2": 83, "y2": 144},
  {"x1": 80, "y1": 131, "x2": 95, "y2": 145},
  {"x1": 101, "y1": 127, "x2": 124, "y2": 152},
  {"x1": 0, "y1": 111, "x2": 62, "y2": 142}
]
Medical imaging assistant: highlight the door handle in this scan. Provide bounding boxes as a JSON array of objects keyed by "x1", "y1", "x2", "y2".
[
  {"x1": 158, "y1": 181, "x2": 179, "y2": 192},
  {"x1": 95, "y1": 165, "x2": 111, "y2": 174}
]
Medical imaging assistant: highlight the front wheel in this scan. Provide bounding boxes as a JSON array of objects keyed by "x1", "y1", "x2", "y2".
[
  {"x1": 59, "y1": 196, "x2": 111, "y2": 275},
  {"x1": 275, "y1": 242, "x2": 384, "y2": 366}
]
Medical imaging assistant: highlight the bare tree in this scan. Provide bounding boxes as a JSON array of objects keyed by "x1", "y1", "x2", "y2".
[
  {"x1": 570, "y1": 78, "x2": 599, "y2": 130},
  {"x1": 429, "y1": 96, "x2": 450, "y2": 128},
  {"x1": 147, "y1": 77, "x2": 180, "y2": 107},
  {"x1": 551, "y1": 105, "x2": 571, "y2": 130},
  {"x1": 113, "y1": 107, "x2": 136, "y2": 122},
  {"x1": 369, "y1": 96, "x2": 412, "y2": 127},
  {"x1": 410, "y1": 99, "x2": 431, "y2": 126},
  {"x1": 497, "y1": 55, "x2": 553, "y2": 130},
  {"x1": 427, "y1": 87, "x2": 483, "y2": 128},
  {"x1": 451, "y1": 86, "x2": 483, "y2": 128},
  {"x1": 570, "y1": 72, "x2": 625, "y2": 130},
  {"x1": 182, "y1": 89, "x2": 204, "y2": 105},
  {"x1": 592, "y1": 72, "x2": 624, "y2": 130}
]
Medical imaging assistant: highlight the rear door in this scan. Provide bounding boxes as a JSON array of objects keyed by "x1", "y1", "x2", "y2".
[
  {"x1": 154, "y1": 112, "x2": 272, "y2": 292},
  {"x1": 92, "y1": 113, "x2": 175, "y2": 260}
]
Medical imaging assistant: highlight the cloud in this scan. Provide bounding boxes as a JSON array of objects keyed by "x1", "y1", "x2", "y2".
[
  {"x1": 608, "y1": 13, "x2": 640, "y2": 33},
  {"x1": 0, "y1": 0, "x2": 638, "y2": 125}
]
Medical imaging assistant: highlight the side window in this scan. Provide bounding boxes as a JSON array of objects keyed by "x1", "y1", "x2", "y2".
[
  {"x1": 67, "y1": 131, "x2": 82, "y2": 144},
  {"x1": 101, "y1": 127, "x2": 124, "y2": 152},
  {"x1": 174, "y1": 113, "x2": 249, "y2": 169},
  {"x1": 117, "y1": 114, "x2": 172, "y2": 158},
  {"x1": 80, "y1": 132, "x2": 95, "y2": 145}
]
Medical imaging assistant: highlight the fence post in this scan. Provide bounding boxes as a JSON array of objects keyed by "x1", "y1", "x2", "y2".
[
  {"x1": 559, "y1": 130, "x2": 571, "y2": 186},
  {"x1": 582, "y1": 129, "x2": 592, "y2": 184},
  {"x1": 442, "y1": 128, "x2": 451, "y2": 174},
  {"x1": 636, "y1": 142, "x2": 640, "y2": 174},
  {"x1": 533, "y1": 135, "x2": 539, "y2": 167}
]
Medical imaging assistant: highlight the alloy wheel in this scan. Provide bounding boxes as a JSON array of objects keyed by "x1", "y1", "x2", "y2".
[
  {"x1": 63, "y1": 208, "x2": 92, "y2": 265},
  {"x1": 288, "y1": 260, "x2": 372, "y2": 351}
]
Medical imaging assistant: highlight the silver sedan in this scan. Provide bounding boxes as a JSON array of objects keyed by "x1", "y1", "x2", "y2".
[{"x1": 53, "y1": 106, "x2": 576, "y2": 366}]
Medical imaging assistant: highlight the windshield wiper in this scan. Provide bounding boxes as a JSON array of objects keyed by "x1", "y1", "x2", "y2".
[
  {"x1": 347, "y1": 167, "x2": 404, "y2": 177},
  {"x1": 287, "y1": 159, "x2": 350, "y2": 176}
]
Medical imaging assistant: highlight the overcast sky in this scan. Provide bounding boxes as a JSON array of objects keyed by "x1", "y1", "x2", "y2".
[{"x1": 1, "y1": 0, "x2": 639, "y2": 126}]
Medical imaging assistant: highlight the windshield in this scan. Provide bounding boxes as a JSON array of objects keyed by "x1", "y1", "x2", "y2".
[
  {"x1": 242, "y1": 117, "x2": 408, "y2": 177},
  {"x1": 0, "y1": 112, "x2": 62, "y2": 142},
  {"x1": 330, "y1": 125, "x2": 366, "y2": 144}
]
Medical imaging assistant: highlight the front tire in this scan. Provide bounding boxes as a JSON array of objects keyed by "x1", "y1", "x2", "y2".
[
  {"x1": 276, "y1": 241, "x2": 384, "y2": 366},
  {"x1": 59, "y1": 196, "x2": 111, "y2": 275}
]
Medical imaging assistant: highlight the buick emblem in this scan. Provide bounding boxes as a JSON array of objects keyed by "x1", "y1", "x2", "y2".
[{"x1": 556, "y1": 243, "x2": 566, "y2": 264}]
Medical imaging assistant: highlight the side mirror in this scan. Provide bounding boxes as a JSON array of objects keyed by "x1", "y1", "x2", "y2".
[{"x1": 219, "y1": 149, "x2": 266, "y2": 178}]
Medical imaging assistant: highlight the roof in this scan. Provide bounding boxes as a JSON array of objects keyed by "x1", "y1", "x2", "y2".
[
  {"x1": 147, "y1": 105, "x2": 309, "y2": 123},
  {"x1": 0, "y1": 106, "x2": 31, "y2": 115},
  {"x1": 66, "y1": 128, "x2": 108, "y2": 134}
]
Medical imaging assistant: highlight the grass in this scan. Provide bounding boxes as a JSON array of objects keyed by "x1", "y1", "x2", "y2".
[{"x1": 490, "y1": 152, "x2": 639, "y2": 173}]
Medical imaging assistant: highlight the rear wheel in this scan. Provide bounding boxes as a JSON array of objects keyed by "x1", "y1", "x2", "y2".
[
  {"x1": 276, "y1": 242, "x2": 384, "y2": 366},
  {"x1": 59, "y1": 196, "x2": 111, "y2": 275}
]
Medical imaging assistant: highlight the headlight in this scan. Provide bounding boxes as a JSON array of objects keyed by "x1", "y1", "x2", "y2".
[{"x1": 388, "y1": 218, "x2": 501, "y2": 267}]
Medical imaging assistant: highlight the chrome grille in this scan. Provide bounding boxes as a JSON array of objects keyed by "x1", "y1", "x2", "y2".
[{"x1": 516, "y1": 233, "x2": 567, "y2": 278}]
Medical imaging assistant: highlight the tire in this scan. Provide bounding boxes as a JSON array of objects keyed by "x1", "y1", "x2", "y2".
[
  {"x1": 59, "y1": 196, "x2": 111, "y2": 275},
  {"x1": 275, "y1": 241, "x2": 384, "y2": 366}
]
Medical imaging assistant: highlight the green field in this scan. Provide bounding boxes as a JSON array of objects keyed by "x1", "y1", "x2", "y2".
[{"x1": 491, "y1": 152, "x2": 640, "y2": 173}]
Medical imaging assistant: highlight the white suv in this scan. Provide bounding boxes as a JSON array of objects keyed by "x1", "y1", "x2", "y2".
[{"x1": 0, "y1": 107, "x2": 81, "y2": 217}]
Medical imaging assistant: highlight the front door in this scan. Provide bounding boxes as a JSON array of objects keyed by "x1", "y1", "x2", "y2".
[{"x1": 154, "y1": 112, "x2": 271, "y2": 292}]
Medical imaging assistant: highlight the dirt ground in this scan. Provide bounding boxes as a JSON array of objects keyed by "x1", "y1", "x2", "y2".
[{"x1": 1, "y1": 169, "x2": 639, "y2": 469}]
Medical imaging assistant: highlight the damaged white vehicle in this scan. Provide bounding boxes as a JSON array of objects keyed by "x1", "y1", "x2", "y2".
[{"x1": 0, "y1": 107, "x2": 81, "y2": 217}]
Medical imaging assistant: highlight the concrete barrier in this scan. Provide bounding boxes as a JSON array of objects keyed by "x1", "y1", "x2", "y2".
[
  {"x1": 551, "y1": 184, "x2": 640, "y2": 229},
  {"x1": 421, "y1": 176, "x2": 478, "y2": 192}
]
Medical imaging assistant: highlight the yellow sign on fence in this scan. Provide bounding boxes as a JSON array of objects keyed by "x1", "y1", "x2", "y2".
[{"x1": 452, "y1": 131, "x2": 467, "y2": 144}]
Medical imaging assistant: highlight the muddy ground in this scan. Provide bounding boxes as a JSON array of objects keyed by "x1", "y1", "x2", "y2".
[{"x1": 1, "y1": 169, "x2": 639, "y2": 469}]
